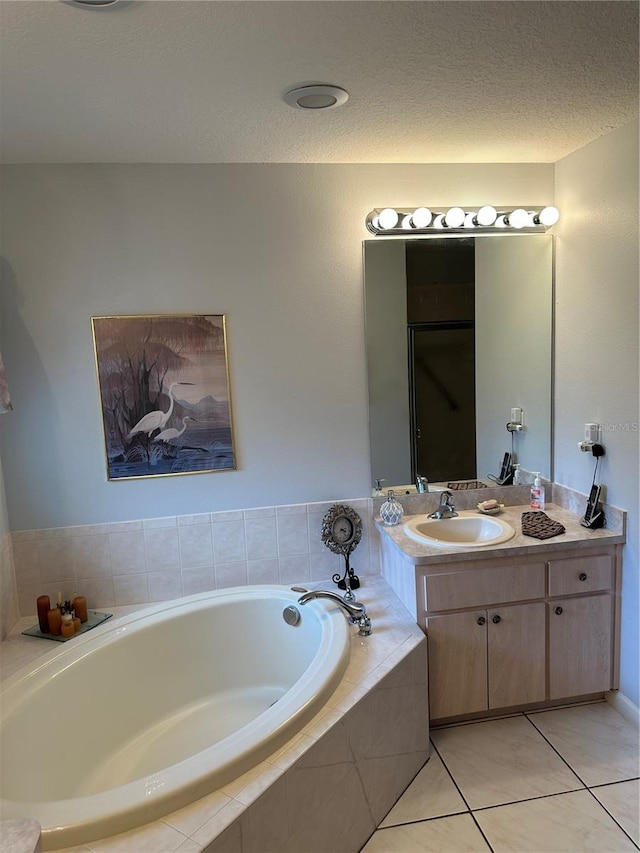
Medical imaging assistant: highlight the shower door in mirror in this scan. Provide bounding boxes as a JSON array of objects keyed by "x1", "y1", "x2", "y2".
[{"x1": 409, "y1": 324, "x2": 476, "y2": 483}]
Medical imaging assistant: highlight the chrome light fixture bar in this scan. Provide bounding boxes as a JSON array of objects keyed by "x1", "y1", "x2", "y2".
[{"x1": 366, "y1": 206, "x2": 559, "y2": 236}]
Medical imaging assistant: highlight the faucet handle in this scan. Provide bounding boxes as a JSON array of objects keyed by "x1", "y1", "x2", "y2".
[
  {"x1": 415, "y1": 475, "x2": 429, "y2": 494},
  {"x1": 374, "y1": 478, "x2": 386, "y2": 495},
  {"x1": 356, "y1": 615, "x2": 372, "y2": 636}
]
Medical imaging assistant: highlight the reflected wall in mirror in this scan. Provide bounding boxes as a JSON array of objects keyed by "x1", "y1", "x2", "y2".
[{"x1": 364, "y1": 235, "x2": 553, "y2": 491}]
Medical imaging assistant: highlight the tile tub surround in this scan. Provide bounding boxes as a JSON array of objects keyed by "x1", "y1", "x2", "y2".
[
  {"x1": 11, "y1": 499, "x2": 381, "y2": 618},
  {"x1": 0, "y1": 578, "x2": 428, "y2": 853},
  {"x1": 0, "y1": 530, "x2": 19, "y2": 641}
]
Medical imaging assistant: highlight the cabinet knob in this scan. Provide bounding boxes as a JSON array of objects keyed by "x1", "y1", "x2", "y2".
[
  {"x1": 555, "y1": 606, "x2": 563, "y2": 615},
  {"x1": 492, "y1": 614, "x2": 501, "y2": 624},
  {"x1": 579, "y1": 572, "x2": 588, "y2": 581},
  {"x1": 477, "y1": 616, "x2": 486, "y2": 626}
]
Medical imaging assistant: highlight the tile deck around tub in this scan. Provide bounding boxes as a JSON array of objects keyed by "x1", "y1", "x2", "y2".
[{"x1": 0, "y1": 577, "x2": 426, "y2": 853}]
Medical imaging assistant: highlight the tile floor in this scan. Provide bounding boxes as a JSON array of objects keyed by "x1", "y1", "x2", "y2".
[{"x1": 362, "y1": 701, "x2": 639, "y2": 852}]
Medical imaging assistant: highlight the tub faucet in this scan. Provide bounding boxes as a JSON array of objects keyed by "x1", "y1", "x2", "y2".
[
  {"x1": 298, "y1": 590, "x2": 372, "y2": 636},
  {"x1": 428, "y1": 490, "x2": 458, "y2": 519},
  {"x1": 416, "y1": 475, "x2": 429, "y2": 494}
]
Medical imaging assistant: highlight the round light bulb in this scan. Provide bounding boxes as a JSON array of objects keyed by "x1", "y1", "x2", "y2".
[
  {"x1": 476, "y1": 205, "x2": 497, "y2": 226},
  {"x1": 411, "y1": 207, "x2": 432, "y2": 228},
  {"x1": 401, "y1": 215, "x2": 413, "y2": 230},
  {"x1": 538, "y1": 206, "x2": 560, "y2": 226},
  {"x1": 507, "y1": 208, "x2": 529, "y2": 229},
  {"x1": 433, "y1": 214, "x2": 445, "y2": 229},
  {"x1": 444, "y1": 207, "x2": 465, "y2": 228},
  {"x1": 495, "y1": 215, "x2": 507, "y2": 228},
  {"x1": 464, "y1": 213, "x2": 476, "y2": 228},
  {"x1": 371, "y1": 214, "x2": 380, "y2": 230},
  {"x1": 378, "y1": 208, "x2": 399, "y2": 230}
]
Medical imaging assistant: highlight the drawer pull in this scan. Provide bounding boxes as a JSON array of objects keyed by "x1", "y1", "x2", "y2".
[
  {"x1": 579, "y1": 573, "x2": 588, "y2": 581},
  {"x1": 477, "y1": 616, "x2": 486, "y2": 626},
  {"x1": 555, "y1": 606, "x2": 563, "y2": 615},
  {"x1": 492, "y1": 614, "x2": 501, "y2": 624}
]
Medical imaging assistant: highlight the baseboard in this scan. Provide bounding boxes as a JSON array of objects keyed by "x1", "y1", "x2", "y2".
[{"x1": 605, "y1": 690, "x2": 640, "y2": 726}]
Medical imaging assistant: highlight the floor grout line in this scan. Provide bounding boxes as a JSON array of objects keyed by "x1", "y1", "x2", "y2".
[
  {"x1": 468, "y1": 809, "x2": 495, "y2": 853},
  {"x1": 429, "y1": 736, "x2": 474, "y2": 814},
  {"x1": 523, "y1": 710, "x2": 591, "y2": 788},
  {"x1": 586, "y1": 783, "x2": 640, "y2": 850},
  {"x1": 589, "y1": 776, "x2": 640, "y2": 789},
  {"x1": 470, "y1": 786, "x2": 589, "y2": 814}
]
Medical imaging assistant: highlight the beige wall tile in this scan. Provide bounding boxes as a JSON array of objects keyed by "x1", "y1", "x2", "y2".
[
  {"x1": 239, "y1": 775, "x2": 289, "y2": 853},
  {"x1": 179, "y1": 524, "x2": 214, "y2": 568}
]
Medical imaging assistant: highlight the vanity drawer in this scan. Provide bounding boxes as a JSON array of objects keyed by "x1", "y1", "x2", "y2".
[
  {"x1": 424, "y1": 563, "x2": 546, "y2": 612},
  {"x1": 548, "y1": 554, "x2": 614, "y2": 596}
]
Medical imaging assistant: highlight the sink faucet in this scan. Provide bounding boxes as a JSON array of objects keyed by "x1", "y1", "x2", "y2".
[
  {"x1": 428, "y1": 490, "x2": 458, "y2": 520},
  {"x1": 298, "y1": 590, "x2": 372, "y2": 636},
  {"x1": 416, "y1": 475, "x2": 429, "y2": 494}
]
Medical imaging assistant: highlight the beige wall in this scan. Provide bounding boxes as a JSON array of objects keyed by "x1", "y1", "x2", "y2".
[
  {"x1": 0, "y1": 163, "x2": 553, "y2": 530},
  {"x1": 554, "y1": 120, "x2": 639, "y2": 707}
]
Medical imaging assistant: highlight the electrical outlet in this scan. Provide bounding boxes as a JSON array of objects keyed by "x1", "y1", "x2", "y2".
[{"x1": 584, "y1": 423, "x2": 600, "y2": 443}]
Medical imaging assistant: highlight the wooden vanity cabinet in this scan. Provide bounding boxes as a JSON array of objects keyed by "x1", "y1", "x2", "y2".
[
  {"x1": 428, "y1": 602, "x2": 546, "y2": 720},
  {"x1": 547, "y1": 554, "x2": 614, "y2": 700},
  {"x1": 418, "y1": 547, "x2": 619, "y2": 723}
]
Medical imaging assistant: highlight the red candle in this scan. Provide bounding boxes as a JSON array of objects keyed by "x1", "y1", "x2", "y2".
[
  {"x1": 47, "y1": 608, "x2": 62, "y2": 636},
  {"x1": 37, "y1": 595, "x2": 51, "y2": 634},
  {"x1": 72, "y1": 595, "x2": 88, "y2": 623}
]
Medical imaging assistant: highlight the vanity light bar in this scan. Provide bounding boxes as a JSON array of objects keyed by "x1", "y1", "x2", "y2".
[{"x1": 366, "y1": 206, "x2": 560, "y2": 235}]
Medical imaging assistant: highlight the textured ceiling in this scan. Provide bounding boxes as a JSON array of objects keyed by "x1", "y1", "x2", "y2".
[{"x1": 0, "y1": 0, "x2": 638, "y2": 164}]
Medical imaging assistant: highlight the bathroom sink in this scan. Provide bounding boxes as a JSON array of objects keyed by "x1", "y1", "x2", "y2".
[{"x1": 403, "y1": 512, "x2": 516, "y2": 548}]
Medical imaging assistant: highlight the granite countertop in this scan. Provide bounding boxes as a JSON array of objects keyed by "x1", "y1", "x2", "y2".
[{"x1": 375, "y1": 502, "x2": 626, "y2": 566}]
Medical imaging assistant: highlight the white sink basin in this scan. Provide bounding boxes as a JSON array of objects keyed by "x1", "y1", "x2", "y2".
[{"x1": 403, "y1": 511, "x2": 516, "y2": 548}]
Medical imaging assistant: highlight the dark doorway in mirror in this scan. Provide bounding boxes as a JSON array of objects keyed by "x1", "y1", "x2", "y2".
[{"x1": 407, "y1": 241, "x2": 476, "y2": 482}]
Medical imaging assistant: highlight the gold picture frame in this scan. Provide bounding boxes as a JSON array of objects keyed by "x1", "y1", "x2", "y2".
[{"x1": 91, "y1": 314, "x2": 236, "y2": 480}]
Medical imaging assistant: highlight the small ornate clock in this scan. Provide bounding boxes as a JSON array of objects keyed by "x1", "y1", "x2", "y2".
[{"x1": 321, "y1": 503, "x2": 363, "y2": 597}]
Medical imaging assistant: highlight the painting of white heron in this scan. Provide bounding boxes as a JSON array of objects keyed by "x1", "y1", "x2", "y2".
[{"x1": 91, "y1": 314, "x2": 235, "y2": 479}]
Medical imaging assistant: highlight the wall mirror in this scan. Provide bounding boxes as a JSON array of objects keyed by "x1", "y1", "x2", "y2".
[{"x1": 364, "y1": 235, "x2": 553, "y2": 492}]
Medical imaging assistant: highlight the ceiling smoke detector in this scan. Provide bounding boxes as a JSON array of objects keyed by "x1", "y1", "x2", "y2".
[{"x1": 284, "y1": 85, "x2": 349, "y2": 111}]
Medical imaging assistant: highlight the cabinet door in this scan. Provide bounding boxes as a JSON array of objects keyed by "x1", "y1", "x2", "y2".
[
  {"x1": 549, "y1": 595, "x2": 613, "y2": 700},
  {"x1": 427, "y1": 611, "x2": 488, "y2": 720},
  {"x1": 488, "y1": 603, "x2": 546, "y2": 709}
]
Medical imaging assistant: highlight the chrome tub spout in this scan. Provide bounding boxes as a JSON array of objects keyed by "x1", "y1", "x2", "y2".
[{"x1": 298, "y1": 590, "x2": 372, "y2": 636}]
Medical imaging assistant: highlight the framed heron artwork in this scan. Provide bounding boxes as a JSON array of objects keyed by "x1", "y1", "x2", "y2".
[{"x1": 91, "y1": 314, "x2": 236, "y2": 480}]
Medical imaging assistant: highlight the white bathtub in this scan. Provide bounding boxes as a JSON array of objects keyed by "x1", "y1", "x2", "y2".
[{"x1": 0, "y1": 586, "x2": 350, "y2": 850}]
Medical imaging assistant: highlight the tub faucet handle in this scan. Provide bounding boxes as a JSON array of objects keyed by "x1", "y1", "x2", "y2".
[{"x1": 297, "y1": 589, "x2": 372, "y2": 636}]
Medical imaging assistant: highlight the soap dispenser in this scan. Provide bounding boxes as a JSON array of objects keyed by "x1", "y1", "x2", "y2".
[
  {"x1": 530, "y1": 473, "x2": 545, "y2": 510},
  {"x1": 380, "y1": 489, "x2": 404, "y2": 526}
]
